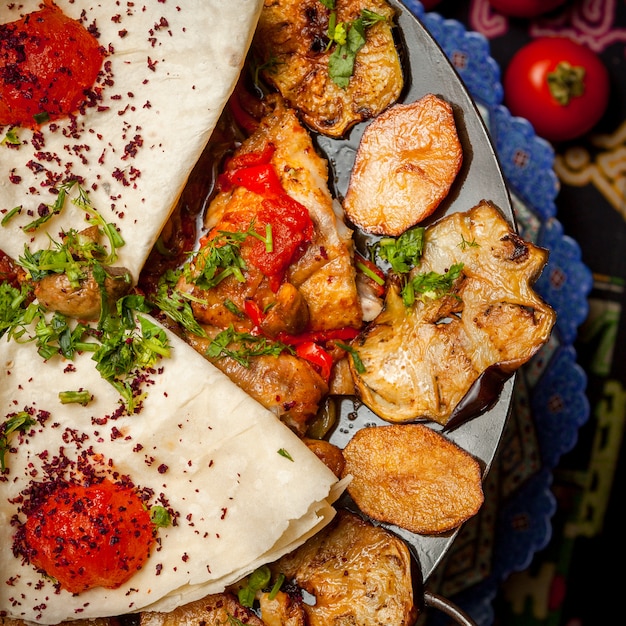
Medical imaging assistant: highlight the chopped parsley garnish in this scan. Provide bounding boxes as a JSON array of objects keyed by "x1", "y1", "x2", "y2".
[
  {"x1": 1, "y1": 205, "x2": 21, "y2": 226},
  {"x1": 402, "y1": 263, "x2": 464, "y2": 307},
  {"x1": 335, "y1": 340, "x2": 366, "y2": 374},
  {"x1": 153, "y1": 273, "x2": 208, "y2": 338},
  {"x1": 21, "y1": 181, "x2": 125, "y2": 266},
  {"x1": 375, "y1": 226, "x2": 425, "y2": 273},
  {"x1": 0, "y1": 282, "x2": 31, "y2": 339},
  {"x1": 322, "y1": 1, "x2": 387, "y2": 88},
  {"x1": 58, "y1": 390, "x2": 93, "y2": 406},
  {"x1": 278, "y1": 447, "x2": 294, "y2": 461},
  {"x1": 186, "y1": 230, "x2": 249, "y2": 289},
  {"x1": 1, "y1": 127, "x2": 20, "y2": 146},
  {"x1": 150, "y1": 505, "x2": 172, "y2": 528},
  {"x1": 0, "y1": 411, "x2": 36, "y2": 471},
  {"x1": 238, "y1": 565, "x2": 272, "y2": 607},
  {"x1": 206, "y1": 326, "x2": 289, "y2": 367}
]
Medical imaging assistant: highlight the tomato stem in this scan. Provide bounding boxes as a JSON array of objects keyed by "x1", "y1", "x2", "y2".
[{"x1": 547, "y1": 61, "x2": 585, "y2": 105}]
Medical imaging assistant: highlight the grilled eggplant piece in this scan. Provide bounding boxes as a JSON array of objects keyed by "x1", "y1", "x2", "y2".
[
  {"x1": 269, "y1": 509, "x2": 419, "y2": 626},
  {"x1": 253, "y1": 0, "x2": 403, "y2": 138},
  {"x1": 141, "y1": 593, "x2": 264, "y2": 626},
  {"x1": 349, "y1": 201, "x2": 556, "y2": 426}
]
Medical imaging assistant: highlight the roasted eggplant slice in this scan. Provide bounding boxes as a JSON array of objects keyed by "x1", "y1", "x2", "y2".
[
  {"x1": 348, "y1": 201, "x2": 556, "y2": 426},
  {"x1": 252, "y1": 0, "x2": 403, "y2": 138},
  {"x1": 269, "y1": 509, "x2": 419, "y2": 626}
]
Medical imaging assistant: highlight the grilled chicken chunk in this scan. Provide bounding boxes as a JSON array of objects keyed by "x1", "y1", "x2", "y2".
[
  {"x1": 349, "y1": 201, "x2": 556, "y2": 426},
  {"x1": 253, "y1": 0, "x2": 403, "y2": 137},
  {"x1": 175, "y1": 97, "x2": 362, "y2": 432},
  {"x1": 184, "y1": 327, "x2": 328, "y2": 435}
]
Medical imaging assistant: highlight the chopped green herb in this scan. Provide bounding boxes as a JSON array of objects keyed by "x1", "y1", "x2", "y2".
[
  {"x1": 206, "y1": 325, "x2": 288, "y2": 367},
  {"x1": 150, "y1": 505, "x2": 172, "y2": 528},
  {"x1": 375, "y1": 226, "x2": 425, "y2": 273},
  {"x1": 459, "y1": 234, "x2": 479, "y2": 250},
  {"x1": 0, "y1": 282, "x2": 30, "y2": 339},
  {"x1": 58, "y1": 390, "x2": 93, "y2": 406},
  {"x1": 1, "y1": 205, "x2": 21, "y2": 226},
  {"x1": 238, "y1": 565, "x2": 272, "y2": 607},
  {"x1": 0, "y1": 412, "x2": 36, "y2": 471},
  {"x1": 154, "y1": 283, "x2": 208, "y2": 338},
  {"x1": 278, "y1": 447, "x2": 294, "y2": 461},
  {"x1": 335, "y1": 340, "x2": 366, "y2": 374},
  {"x1": 402, "y1": 263, "x2": 464, "y2": 307},
  {"x1": 325, "y1": 6, "x2": 387, "y2": 88},
  {"x1": 1, "y1": 128, "x2": 20, "y2": 146},
  {"x1": 268, "y1": 573, "x2": 286, "y2": 600},
  {"x1": 33, "y1": 111, "x2": 50, "y2": 125}
]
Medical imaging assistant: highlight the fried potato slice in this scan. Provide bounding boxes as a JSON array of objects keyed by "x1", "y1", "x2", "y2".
[
  {"x1": 140, "y1": 593, "x2": 264, "y2": 626},
  {"x1": 270, "y1": 509, "x2": 419, "y2": 626},
  {"x1": 253, "y1": 0, "x2": 403, "y2": 138},
  {"x1": 343, "y1": 93, "x2": 463, "y2": 235},
  {"x1": 341, "y1": 424, "x2": 484, "y2": 535}
]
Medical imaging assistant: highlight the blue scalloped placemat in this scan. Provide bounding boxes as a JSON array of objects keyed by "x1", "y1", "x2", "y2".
[{"x1": 401, "y1": 2, "x2": 592, "y2": 624}]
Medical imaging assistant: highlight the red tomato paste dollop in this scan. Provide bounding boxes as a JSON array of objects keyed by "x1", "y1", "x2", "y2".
[
  {"x1": 23, "y1": 479, "x2": 156, "y2": 593},
  {"x1": 0, "y1": 1, "x2": 104, "y2": 127}
]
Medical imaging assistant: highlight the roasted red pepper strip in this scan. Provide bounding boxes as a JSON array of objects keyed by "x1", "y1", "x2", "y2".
[
  {"x1": 355, "y1": 253, "x2": 386, "y2": 298},
  {"x1": 228, "y1": 91, "x2": 260, "y2": 135},
  {"x1": 296, "y1": 341, "x2": 334, "y2": 382},
  {"x1": 244, "y1": 299, "x2": 266, "y2": 328},
  {"x1": 278, "y1": 327, "x2": 360, "y2": 346}
]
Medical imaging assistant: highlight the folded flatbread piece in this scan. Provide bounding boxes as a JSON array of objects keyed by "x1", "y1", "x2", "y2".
[
  {"x1": 0, "y1": 0, "x2": 263, "y2": 282},
  {"x1": 0, "y1": 323, "x2": 342, "y2": 623}
]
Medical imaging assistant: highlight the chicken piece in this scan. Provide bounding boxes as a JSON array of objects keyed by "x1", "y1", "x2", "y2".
[
  {"x1": 140, "y1": 593, "x2": 264, "y2": 626},
  {"x1": 253, "y1": 0, "x2": 403, "y2": 137},
  {"x1": 179, "y1": 97, "x2": 362, "y2": 333},
  {"x1": 184, "y1": 326, "x2": 328, "y2": 435},
  {"x1": 269, "y1": 509, "x2": 419, "y2": 626},
  {"x1": 343, "y1": 94, "x2": 463, "y2": 235},
  {"x1": 258, "y1": 590, "x2": 307, "y2": 626},
  {"x1": 349, "y1": 201, "x2": 556, "y2": 426},
  {"x1": 172, "y1": 98, "x2": 362, "y2": 431},
  {"x1": 34, "y1": 265, "x2": 132, "y2": 320}
]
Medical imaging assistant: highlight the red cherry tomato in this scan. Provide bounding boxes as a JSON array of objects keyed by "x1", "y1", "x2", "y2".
[
  {"x1": 503, "y1": 37, "x2": 610, "y2": 143},
  {"x1": 488, "y1": 0, "x2": 567, "y2": 18}
]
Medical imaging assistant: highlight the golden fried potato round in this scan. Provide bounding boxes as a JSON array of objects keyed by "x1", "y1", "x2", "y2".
[
  {"x1": 343, "y1": 93, "x2": 463, "y2": 235},
  {"x1": 341, "y1": 424, "x2": 484, "y2": 534}
]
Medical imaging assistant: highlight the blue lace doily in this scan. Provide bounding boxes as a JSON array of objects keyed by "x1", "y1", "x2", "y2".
[{"x1": 401, "y1": 2, "x2": 593, "y2": 624}]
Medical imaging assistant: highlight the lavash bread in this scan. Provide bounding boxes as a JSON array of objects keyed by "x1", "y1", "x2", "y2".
[
  {"x1": 0, "y1": 0, "x2": 263, "y2": 282},
  {"x1": 0, "y1": 322, "x2": 343, "y2": 623}
]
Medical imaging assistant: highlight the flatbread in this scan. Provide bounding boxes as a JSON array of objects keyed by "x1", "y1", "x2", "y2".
[
  {"x1": 0, "y1": 322, "x2": 342, "y2": 624},
  {"x1": 0, "y1": 0, "x2": 263, "y2": 282}
]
